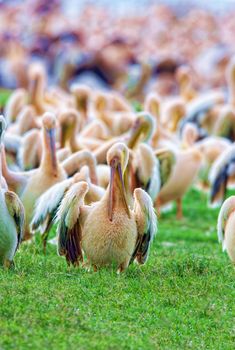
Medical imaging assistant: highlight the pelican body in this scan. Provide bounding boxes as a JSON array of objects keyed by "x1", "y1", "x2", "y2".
[
  {"x1": 0, "y1": 191, "x2": 20, "y2": 266},
  {"x1": 57, "y1": 143, "x2": 157, "y2": 272},
  {"x1": 217, "y1": 196, "x2": 235, "y2": 263},
  {"x1": 0, "y1": 116, "x2": 24, "y2": 267}
]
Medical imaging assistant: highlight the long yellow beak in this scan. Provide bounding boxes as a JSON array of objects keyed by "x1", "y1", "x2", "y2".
[
  {"x1": 29, "y1": 76, "x2": 39, "y2": 104},
  {"x1": 108, "y1": 159, "x2": 130, "y2": 221},
  {"x1": 127, "y1": 119, "x2": 141, "y2": 149}
]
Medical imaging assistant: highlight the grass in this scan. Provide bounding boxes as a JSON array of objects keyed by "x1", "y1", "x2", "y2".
[
  {"x1": 0, "y1": 89, "x2": 12, "y2": 110},
  {"x1": 0, "y1": 188, "x2": 234, "y2": 350}
]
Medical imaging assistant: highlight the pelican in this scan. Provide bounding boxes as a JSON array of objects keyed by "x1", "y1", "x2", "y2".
[
  {"x1": 94, "y1": 111, "x2": 154, "y2": 164},
  {"x1": 70, "y1": 84, "x2": 91, "y2": 127},
  {"x1": 7, "y1": 105, "x2": 39, "y2": 136},
  {"x1": 4, "y1": 88, "x2": 27, "y2": 123},
  {"x1": 0, "y1": 116, "x2": 25, "y2": 267},
  {"x1": 181, "y1": 122, "x2": 231, "y2": 192},
  {"x1": 59, "y1": 109, "x2": 102, "y2": 152},
  {"x1": 176, "y1": 65, "x2": 197, "y2": 102},
  {"x1": 217, "y1": 196, "x2": 235, "y2": 263},
  {"x1": 31, "y1": 167, "x2": 104, "y2": 250},
  {"x1": 144, "y1": 93, "x2": 177, "y2": 148},
  {"x1": 130, "y1": 143, "x2": 161, "y2": 203},
  {"x1": 1, "y1": 112, "x2": 67, "y2": 240},
  {"x1": 17, "y1": 129, "x2": 42, "y2": 170},
  {"x1": 157, "y1": 147, "x2": 202, "y2": 218},
  {"x1": 127, "y1": 112, "x2": 155, "y2": 150},
  {"x1": 209, "y1": 144, "x2": 235, "y2": 207},
  {"x1": 56, "y1": 143, "x2": 157, "y2": 272},
  {"x1": 93, "y1": 92, "x2": 135, "y2": 136}
]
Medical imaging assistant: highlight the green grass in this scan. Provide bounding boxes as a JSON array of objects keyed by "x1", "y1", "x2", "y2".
[
  {"x1": 0, "y1": 89, "x2": 12, "y2": 110},
  {"x1": 0, "y1": 189, "x2": 234, "y2": 350}
]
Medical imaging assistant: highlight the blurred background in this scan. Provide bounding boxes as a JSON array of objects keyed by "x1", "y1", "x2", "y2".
[{"x1": 1, "y1": 0, "x2": 235, "y2": 97}]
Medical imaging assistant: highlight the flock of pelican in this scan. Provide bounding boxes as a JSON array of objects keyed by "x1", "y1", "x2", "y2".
[{"x1": 1, "y1": 55, "x2": 235, "y2": 271}]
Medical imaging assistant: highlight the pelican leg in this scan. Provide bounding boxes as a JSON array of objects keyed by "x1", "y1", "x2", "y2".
[
  {"x1": 22, "y1": 229, "x2": 33, "y2": 242},
  {"x1": 3, "y1": 259, "x2": 14, "y2": 269},
  {"x1": 117, "y1": 260, "x2": 129, "y2": 274},
  {"x1": 155, "y1": 197, "x2": 161, "y2": 218},
  {"x1": 176, "y1": 198, "x2": 183, "y2": 220},
  {"x1": 42, "y1": 231, "x2": 49, "y2": 254},
  {"x1": 82, "y1": 259, "x2": 91, "y2": 271},
  {"x1": 93, "y1": 264, "x2": 98, "y2": 272}
]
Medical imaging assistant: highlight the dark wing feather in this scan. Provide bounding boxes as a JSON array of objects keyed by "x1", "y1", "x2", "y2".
[
  {"x1": 155, "y1": 149, "x2": 176, "y2": 187},
  {"x1": 130, "y1": 188, "x2": 157, "y2": 265},
  {"x1": 5, "y1": 191, "x2": 25, "y2": 252},
  {"x1": 56, "y1": 182, "x2": 89, "y2": 266},
  {"x1": 210, "y1": 165, "x2": 228, "y2": 204},
  {"x1": 31, "y1": 179, "x2": 72, "y2": 234},
  {"x1": 58, "y1": 217, "x2": 83, "y2": 266}
]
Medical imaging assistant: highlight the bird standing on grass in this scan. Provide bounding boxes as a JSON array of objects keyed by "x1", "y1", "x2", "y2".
[
  {"x1": 217, "y1": 196, "x2": 235, "y2": 263},
  {"x1": 56, "y1": 143, "x2": 157, "y2": 272},
  {"x1": 0, "y1": 115, "x2": 25, "y2": 267},
  {"x1": 30, "y1": 167, "x2": 104, "y2": 251}
]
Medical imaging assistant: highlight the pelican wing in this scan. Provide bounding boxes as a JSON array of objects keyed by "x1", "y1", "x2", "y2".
[
  {"x1": 214, "y1": 108, "x2": 235, "y2": 140},
  {"x1": 209, "y1": 145, "x2": 235, "y2": 207},
  {"x1": 56, "y1": 182, "x2": 89, "y2": 266},
  {"x1": 155, "y1": 148, "x2": 176, "y2": 187},
  {"x1": 209, "y1": 165, "x2": 229, "y2": 207},
  {"x1": 31, "y1": 178, "x2": 73, "y2": 234},
  {"x1": 131, "y1": 188, "x2": 157, "y2": 265},
  {"x1": 135, "y1": 143, "x2": 161, "y2": 202},
  {"x1": 17, "y1": 129, "x2": 41, "y2": 170},
  {"x1": 5, "y1": 191, "x2": 25, "y2": 252},
  {"x1": 217, "y1": 196, "x2": 235, "y2": 251}
]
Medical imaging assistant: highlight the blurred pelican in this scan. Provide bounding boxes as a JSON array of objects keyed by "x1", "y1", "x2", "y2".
[
  {"x1": 176, "y1": 65, "x2": 197, "y2": 102},
  {"x1": 1, "y1": 112, "x2": 67, "y2": 240},
  {"x1": 209, "y1": 144, "x2": 235, "y2": 207},
  {"x1": 181, "y1": 122, "x2": 231, "y2": 192},
  {"x1": 31, "y1": 166, "x2": 104, "y2": 251},
  {"x1": 4, "y1": 89, "x2": 27, "y2": 123},
  {"x1": 157, "y1": 146, "x2": 202, "y2": 218},
  {"x1": 93, "y1": 92, "x2": 135, "y2": 136},
  {"x1": 70, "y1": 84, "x2": 91, "y2": 127},
  {"x1": 0, "y1": 116, "x2": 25, "y2": 267},
  {"x1": 217, "y1": 196, "x2": 235, "y2": 263},
  {"x1": 59, "y1": 109, "x2": 102, "y2": 152}
]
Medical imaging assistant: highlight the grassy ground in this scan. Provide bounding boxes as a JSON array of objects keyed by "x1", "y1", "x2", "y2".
[{"x1": 0, "y1": 189, "x2": 234, "y2": 350}]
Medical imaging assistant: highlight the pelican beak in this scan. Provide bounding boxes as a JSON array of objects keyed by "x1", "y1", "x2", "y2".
[
  {"x1": 29, "y1": 76, "x2": 39, "y2": 103},
  {"x1": 127, "y1": 119, "x2": 141, "y2": 149},
  {"x1": 108, "y1": 158, "x2": 130, "y2": 221},
  {"x1": 47, "y1": 128, "x2": 57, "y2": 173},
  {"x1": 60, "y1": 123, "x2": 72, "y2": 148}
]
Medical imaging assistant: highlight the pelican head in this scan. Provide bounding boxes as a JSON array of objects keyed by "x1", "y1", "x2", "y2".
[
  {"x1": 144, "y1": 92, "x2": 161, "y2": 118},
  {"x1": 59, "y1": 109, "x2": 79, "y2": 147},
  {"x1": 71, "y1": 84, "x2": 91, "y2": 111},
  {"x1": 107, "y1": 143, "x2": 130, "y2": 221},
  {"x1": 0, "y1": 115, "x2": 7, "y2": 143},
  {"x1": 128, "y1": 112, "x2": 155, "y2": 149},
  {"x1": 28, "y1": 62, "x2": 46, "y2": 103},
  {"x1": 164, "y1": 98, "x2": 186, "y2": 132},
  {"x1": 181, "y1": 122, "x2": 198, "y2": 148},
  {"x1": 94, "y1": 92, "x2": 110, "y2": 113},
  {"x1": 42, "y1": 112, "x2": 57, "y2": 172},
  {"x1": 176, "y1": 65, "x2": 191, "y2": 86}
]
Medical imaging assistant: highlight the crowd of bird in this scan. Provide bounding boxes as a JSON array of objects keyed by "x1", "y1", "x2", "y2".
[{"x1": 1, "y1": 54, "x2": 235, "y2": 272}]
